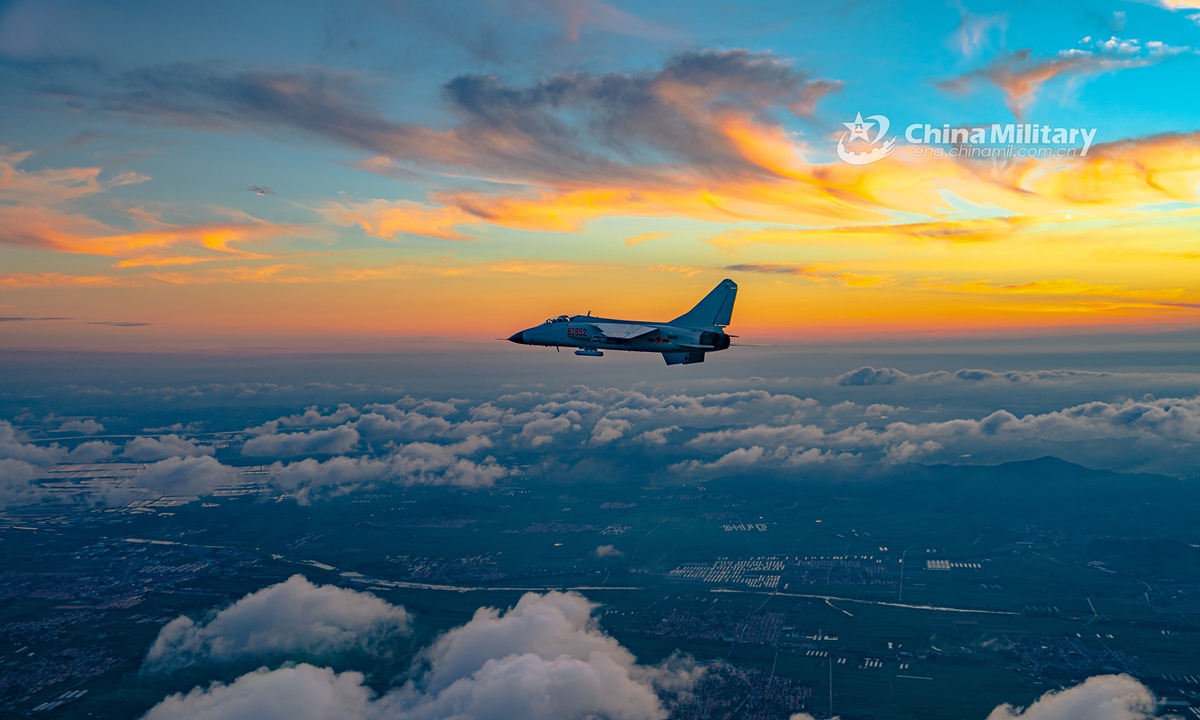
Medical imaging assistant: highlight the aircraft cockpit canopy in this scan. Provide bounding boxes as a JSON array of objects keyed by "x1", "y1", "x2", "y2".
[{"x1": 544, "y1": 314, "x2": 571, "y2": 324}]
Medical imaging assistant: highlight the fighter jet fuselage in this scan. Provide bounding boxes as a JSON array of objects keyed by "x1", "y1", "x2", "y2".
[{"x1": 507, "y1": 279, "x2": 737, "y2": 365}]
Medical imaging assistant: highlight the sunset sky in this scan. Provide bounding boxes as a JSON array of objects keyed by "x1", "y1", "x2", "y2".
[{"x1": 2, "y1": 0, "x2": 1199, "y2": 349}]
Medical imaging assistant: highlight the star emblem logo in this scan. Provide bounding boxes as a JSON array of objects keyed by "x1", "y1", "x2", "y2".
[
  {"x1": 836, "y1": 112, "x2": 896, "y2": 165},
  {"x1": 842, "y1": 112, "x2": 876, "y2": 143}
]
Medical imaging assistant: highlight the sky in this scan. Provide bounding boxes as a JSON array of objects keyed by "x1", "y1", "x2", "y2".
[{"x1": 1, "y1": 0, "x2": 1199, "y2": 350}]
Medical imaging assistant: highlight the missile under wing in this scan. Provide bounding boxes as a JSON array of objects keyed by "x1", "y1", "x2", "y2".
[{"x1": 506, "y1": 279, "x2": 737, "y2": 365}]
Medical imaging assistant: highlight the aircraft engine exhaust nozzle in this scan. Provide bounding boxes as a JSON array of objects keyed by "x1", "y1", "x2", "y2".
[{"x1": 507, "y1": 332, "x2": 525, "y2": 344}]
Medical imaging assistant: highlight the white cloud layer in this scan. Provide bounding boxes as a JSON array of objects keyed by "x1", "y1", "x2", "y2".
[
  {"x1": 57, "y1": 418, "x2": 105, "y2": 434},
  {"x1": 10, "y1": 379, "x2": 1200, "y2": 511},
  {"x1": 834, "y1": 366, "x2": 1113, "y2": 386},
  {"x1": 68, "y1": 440, "x2": 116, "y2": 462},
  {"x1": 242, "y1": 426, "x2": 360, "y2": 457},
  {"x1": 0, "y1": 457, "x2": 47, "y2": 508},
  {"x1": 132, "y1": 456, "x2": 235, "y2": 496},
  {"x1": 986, "y1": 674, "x2": 1161, "y2": 720},
  {"x1": 0, "y1": 420, "x2": 62, "y2": 465},
  {"x1": 142, "y1": 591, "x2": 698, "y2": 720},
  {"x1": 269, "y1": 435, "x2": 506, "y2": 502},
  {"x1": 145, "y1": 575, "x2": 411, "y2": 671},
  {"x1": 143, "y1": 664, "x2": 376, "y2": 720},
  {"x1": 123, "y1": 434, "x2": 216, "y2": 461},
  {"x1": 686, "y1": 395, "x2": 1200, "y2": 475}
]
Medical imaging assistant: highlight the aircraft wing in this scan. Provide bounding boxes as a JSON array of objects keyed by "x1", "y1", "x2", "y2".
[{"x1": 589, "y1": 323, "x2": 657, "y2": 339}]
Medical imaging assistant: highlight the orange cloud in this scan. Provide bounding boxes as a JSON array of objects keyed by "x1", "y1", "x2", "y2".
[
  {"x1": 912, "y1": 276, "x2": 1185, "y2": 297},
  {"x1": 1034, "y1": 132, "x2": 1200, "y2": 205},
  {"x1": 648, "y1": 264, "x2": 704, "y2": 277},
  {"x1": 382, "y1": 130, "x2": 1200, "y2": 244},
  {"x1": 708, "y1": 216, "x2": 1032, "y2": 249},
  {"x1": 624, "y1": 232, "x2": 671, "y2": 246},
  {"x1": 0, "y1": 149, "x2": 103, "y2": 204},
  {"x1": 322, "y1": 200, "x2": 477, "y2": 241},
  {"x1": 725, "y1": 262, "x2": 897, "y2": 287},
  {"x1": 0, "y1": 272, "x2": 134, "y2": 288},
  {"x1": 0, "y1": 151, "x2": 303, "y2": 267},
  {"x1": 144, "y1": 264, "x2": 314, "y2": 285},
  {"x1": 0, "y1": 204, "x2": 298, "y2": 267}
]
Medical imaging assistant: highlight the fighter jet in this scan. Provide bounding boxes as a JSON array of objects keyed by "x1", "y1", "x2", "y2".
[{"x1": 507, "y1": 279, "x2": 737, "y2": 365}]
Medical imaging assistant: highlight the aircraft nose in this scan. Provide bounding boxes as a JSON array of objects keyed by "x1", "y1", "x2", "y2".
[{"x1": 507, "y1": 331, "x2": 525, "y2": 344}]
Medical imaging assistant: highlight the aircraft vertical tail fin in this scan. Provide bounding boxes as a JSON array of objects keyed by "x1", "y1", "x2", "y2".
[{"x1": 671, "y1": 279, "x2": 737, "y2": 329}]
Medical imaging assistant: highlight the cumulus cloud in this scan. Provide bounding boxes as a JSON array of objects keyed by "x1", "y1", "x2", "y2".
[
  {"x1": 143, "y1": 664, "x2": 376, "y2": 720},
  {"x1": 782, "y1": 447, "x2": 856, "y2": 466},
  {"x1": 78, "y1": 381, "x2": 1200, "y2": 508},
  {"x1": 253, "y1": 404, "x2": 362, "y2": 434},
  {"x1": 286, "y1": 405, "x2": 356, "y2": 425},
  {"x1": 353, "y1": 410, "x2": 452, "y2": 443},
  {"x1": 317, "y1": 401, "x2": 496, "y2": 445},
  {"x1": 387, "y1": 436, "x2": 507, "y2": 487},
  {"x1": 390, "y1": 591, "x2": 698, "y2": 720},
  {"x1": 242, "y1": 426, "x2": 360, "y2": 457},
  {"x1": 1, "y1": 420, "x2": 112, "y2": 469},
  {"x1": 635, "y1": 426, "x2": 679, "y2": 445},
  {"x1": 269, "y1": 435, "x2": 507, "y2": 502},
  {"x1": 605, "y1": 390, "x2": 817, "y2": 425},
  {"x1": 133, "y1": 456, "x2": 235, "y2": 496},
  {"x1": 834, "y1": 366, "x2": 1111, "y2": 386},
  {"x1": 67, "y1": 440, "x2": 116, "y2": 462},
  {"x1": 517, "y1": 415, "x2": 579, "y2": 447},
  {"x1": 835, "y1": 366, "x2": 909, "y2": 386},
  {"x1": 123, "y1": 434, "x2": 216, "y2": 461},
  {"x1": 589, "y1": 417, "x2": 632, "y2": 445},
  {"x1": 690, "y1": 423, "x2": 826, "y2": 449},
  {"x1": 884, "y1": 440, "x2": 943, "y2": 463},
  {"x1": 145, "y1": 575, "x2": 411, "y2": 671},
  {"x1": 0, "y1": 458, "x2": 48, "y2": 508},
  {"x1": 0, "y1": 420, "x2": 62, "y2": 465},
  {"x1": 56, "y1": 418, "x2": 104, "y2": 434},
  {"x1": 674, "y1": 445, "x2": 766, "y2": 473},
  {"x1": 594, "y1": 544, "x2": 624, "y2": 558},
  {"x1": 687, "y1": 394, "x2": 1200, "y2": 475},
  {"x1": 986, "y1": 674, "x2": 1160, "y2": 720},
  {"x1": 142, "y1": 591, "x2": 698, "y2": 720},
  {"x1": 411, "y1": 399, "x2": 459, "y2": 417}
]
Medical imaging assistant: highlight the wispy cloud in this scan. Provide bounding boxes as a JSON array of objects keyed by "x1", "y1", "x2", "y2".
[
  {"x1": 0, "y1": 150, "x2": 308, "y2": 266},
  {"x1": 725, "y1": 263, "x2": 897, "y2": 287},
  {"x1": 322, "y1": 199, "x2": 477, "y2": 241},
  {"x1": 624, "y1": 232, "x2": 670, "y2": 247},
  {"x1": 0, "y1": 272, "x2": 133, "y2": 288},
  {"x1": 937, "y1": 39, "x2": 1194, "y2": 118},
  {"x1": 950, "y1": 3, "x2": 1007, "y2": 57},
  {"x1": 708, "y1": 217, "x2": 1032, "y2": 249}
]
